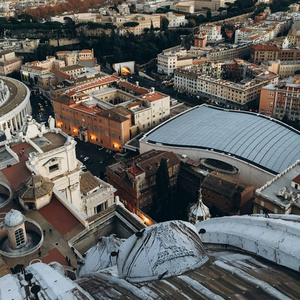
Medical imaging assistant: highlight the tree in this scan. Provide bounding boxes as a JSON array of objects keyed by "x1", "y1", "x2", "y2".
[
  {"x1": 206, "y1": 9, "x2": 212, "y2": 20},
  {"x1": 161, "y1": 17, "x2": 169, "y2": 31},
  {"x1": 187, "y1": 18, "x2": 196, "y2": 28},
  {"x1": 151, "y1": 158, "x2": 171, "y2": 221}
]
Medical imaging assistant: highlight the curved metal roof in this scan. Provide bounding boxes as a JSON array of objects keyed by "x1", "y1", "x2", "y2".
[{"x1": 144, "y1": 105, "x2": 300, "y2": 174}]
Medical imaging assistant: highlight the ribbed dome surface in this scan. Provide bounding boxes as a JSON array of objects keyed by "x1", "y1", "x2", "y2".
[{"x1": 117, "y1": 220, "x2": 208, "y2": 282}]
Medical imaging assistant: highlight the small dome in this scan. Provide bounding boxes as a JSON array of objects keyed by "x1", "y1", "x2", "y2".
[
  {"x1": 77, "y1": 234, "x2": 123, "y2": 278},
  {"x1": 117, "y1": 220, "x2": 208, "y2": 282},
  {"x1": 3, "y1": 209, "x2": 25, "y2": 227},
  {"x1": 16, "y1": 175, "x2": 54, "y2": 200}
]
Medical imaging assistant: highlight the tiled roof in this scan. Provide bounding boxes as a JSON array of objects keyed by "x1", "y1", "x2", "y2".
[
  {"x1": 15, "y1": 175, "x2": 54, "y2": 200},
  {"x1": 51, "y1": 69, "x2": 74, "y2": 81},
  {"x1": 201, "y1": 171, "x2": 247, "y2": 198},
  {"x1": 80, "y1": 171, "x2": 101, "y2": 195},
  {"x1": 251, "y1": 44, "x2": 279, "y2": 51},
  {"x1": 292, "y1": 174, "x2": 300, "y2": 184},
  {"x1": 142, "y1": 92, "x2": 167, "y2": 102},
  {"x1": 117, "y1": 81, "x2": 149, "y2": 95},
  {"x1": 99, "y1": 109, "x2": 129, "y2": 123}
]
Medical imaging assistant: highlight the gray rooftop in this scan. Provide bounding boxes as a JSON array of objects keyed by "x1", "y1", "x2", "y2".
[{"x1": 143, "y1": 105, "x2": 300, "y2": 174}]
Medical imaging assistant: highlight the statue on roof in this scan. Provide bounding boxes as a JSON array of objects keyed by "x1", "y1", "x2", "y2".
[{"x1": 188, "y1": 188, "x2": 210, "y2": 225}]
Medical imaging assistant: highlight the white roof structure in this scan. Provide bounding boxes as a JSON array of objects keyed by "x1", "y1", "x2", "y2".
[
  {"x1": 2, "y1": 217, "x2": 300, "y2": 299},
  {"x1": 196, "y1": 215, "x2": 300, "y2": 272},
  {"x1": 77, "y1": 234, "x2": 123, "y2": 278},
  {"x1": 142, "y1": 105, "x2": 300, "y2": 174}
]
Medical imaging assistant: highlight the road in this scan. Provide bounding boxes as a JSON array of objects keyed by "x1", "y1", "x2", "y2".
[{"x1": 75, "y1": 138, "x2": 137, "y2": 179}]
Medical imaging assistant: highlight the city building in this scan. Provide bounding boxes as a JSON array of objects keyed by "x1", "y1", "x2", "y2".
[
  {"x1": 194, "y1": 32, "x2": 207, "y2": 48},
  {"x1": 259, "y1": 75, "x2": 300, "y2": 121},
  {"x1": 0, "y1": 115, "x2": 116, "y2": 222},
  {"x1": 174, "y1": 62, "x2": 278, "y2": 109},
  {"x1": 261, "y1": 59, "x2": 300, "y2": 79},
  {"x1": 164, "y1": 12, "x2": 187, "y2": 28},
  {"x1": 106, "y1": 150, "x2": 181, "y2": 213},
  {"x1": 199, "y1": 24, "x2": 223, "y2": 43},
  {"x1": 53, "y1": 79, "x2": 170, "y2": 151},
  {"x1": 0, "y1": 50, "x2": 22, "y2": 76},
  {"x1": 0, "y1": 77, "x2": 31, "y2": 132},
  {"x1": 140, "y1": 105, "x2": 300, "y2": 188},
  {"x1": 250, "y1": 44, "x2": 300, "y2": 64},
  {"x1": 254, "y1": 160, "x2": 300, "y2": 214},
  {"x1": 201, "y1": 171, "x2": 255, "y2": 216}
]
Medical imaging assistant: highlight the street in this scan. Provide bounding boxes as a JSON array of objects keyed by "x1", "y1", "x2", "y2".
[{"x1": 75, "y1": 138, "x2": 138, "y2": 179}]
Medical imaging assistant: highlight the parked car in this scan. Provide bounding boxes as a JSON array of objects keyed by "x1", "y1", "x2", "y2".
[
  {"x1": 81, "y1": 165, "x2": 86, "y2": 170},
  {"x1": 83, "y1": 156, "x2": 89, "y2": 162},
  {"x1": 99, "y1": 159, "x2": 104, "y2": 164}
]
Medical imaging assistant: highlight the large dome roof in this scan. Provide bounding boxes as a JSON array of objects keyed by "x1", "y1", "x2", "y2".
[
  {"x1": 3, "y1": 209, "x2": 25, "y2": 227},
  {"x1": 117, "y1": 220, "x2": 208, "y2": 282}
]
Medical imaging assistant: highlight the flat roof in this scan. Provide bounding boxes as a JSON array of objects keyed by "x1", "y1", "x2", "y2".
[{"x1": 143, "y1": 105, "x2": 300, "y2": 174}]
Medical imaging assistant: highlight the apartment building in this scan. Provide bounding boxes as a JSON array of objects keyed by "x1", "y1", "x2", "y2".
[
  {"x1": 199, "y1": 24, "x2": 222, "y2": 43},
  {"x1": 106, "y1": 150, "x2": 181, "y2": 213},
  {"x1": 194, "y1": 33, "x2": 207, "y2": 48},
  {"x1": 262, "y1": 60, "x2": 300, "y2": 79},
  {"x1": 0, "y1": 50, "x2": 22, "y2": 76},
  {"x1": 165, "y1": 13, "x2": 187, "y2": 28},
  {"x1": 251, "y1": 44, "x2": 300, "y2": 63},
  {"x1": 21, "y1": 56, "x2": 65, "y2": 85},
  {"x1": 174, "y1": 63, "x2": 278, "y2": 109},
  {"x1": 259, "y1": 75, "x2": 300, "y2": 121},
  {"x1": 157, "y1": 47, "x2": 190, "y2": 75}
]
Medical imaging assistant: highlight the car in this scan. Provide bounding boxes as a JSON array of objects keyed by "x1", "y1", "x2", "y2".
[
  {"x1": 79, "y1": 154, "x2": 84, "y2": 158},
  {"x1": 81, "y1": 165, "x2": 86, "y2": 170},
  {"x1": 99, "y1": 159, "x2": 104, "y2": 164},
  {"x1": 97, "y1": 146, "x2": 104, "y2": 151},
  {"x1": 83, "y1": 156, "x2": 89, "y2": 162}
]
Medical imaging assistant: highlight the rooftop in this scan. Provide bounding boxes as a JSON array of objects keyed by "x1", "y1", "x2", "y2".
[
  {"x1": 256, "y1": 160, "x2": 300, "y2": 209},
  {"x1": 142, "y1": 105, "x2": 300, "y2": 174}
]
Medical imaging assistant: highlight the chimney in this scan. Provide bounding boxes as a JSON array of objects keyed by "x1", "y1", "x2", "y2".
[
  {"x1": 136, "y1": 81, "x2": 139, "y2": 86},
  {"x1": 151, "y1": 87, "x2": 155, "y2": 93}
]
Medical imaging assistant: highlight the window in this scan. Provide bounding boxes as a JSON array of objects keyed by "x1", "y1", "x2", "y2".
[
  {"x1": 88, "y1": 124, "x2": 91, "y2": 129},
  {"x1": 49, "y1": 164, "x2": 59, "y2": 172},
  {"x1": 105, "y1": 131, "x2": 108, "y2": 136},
  {"x1": 15, "y1": 228, "x2": 25, "y2": 247},
  {"x1": 112, "y1": 133, "x2": 115, "y2": 138}
]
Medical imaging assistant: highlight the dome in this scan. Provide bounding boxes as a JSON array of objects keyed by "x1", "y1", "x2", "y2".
[
  {"x1": 3, "y1": 209, "x2": 25, "y2": 228},
  {"x1": 117, "y1": 220, "x2": 208, "y2": 282},
  {"x1": 77, "y1": 234, "x2": 123, "y2": 278},
  {"x1": 188, "y1": 188, "x2": 210, "y2": 224}
]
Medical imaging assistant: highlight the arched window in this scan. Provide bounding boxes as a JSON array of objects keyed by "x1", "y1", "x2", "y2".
[{"x1": 15, "y1": 228, "x2": 25, "y2": 247}]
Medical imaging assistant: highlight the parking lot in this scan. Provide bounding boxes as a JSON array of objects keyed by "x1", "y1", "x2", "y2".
[{"x1": 75, "y1": 139, "x2": 138, "y2": 179}]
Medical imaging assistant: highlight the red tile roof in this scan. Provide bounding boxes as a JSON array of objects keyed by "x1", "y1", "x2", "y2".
[
  {"x1": 142, "y1": 92, "x2": 167, "y2": 102},
  {"x1": 117, "y1": 81, "x2": 149, "y2": 95},
  {"x1": 251, "y1": 44, "x2": 279, "y2": 51},
  {"x1": 51, "y1": 69, "x2": 74, "y2": 81},
  {"x1": 292, "y1": 174, "x2": 300, "y2": 185}
]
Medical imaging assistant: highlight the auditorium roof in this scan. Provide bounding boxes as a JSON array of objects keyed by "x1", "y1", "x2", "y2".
[{"x1": 142, "y1": 105, "x2": 300, "y2": 174}]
